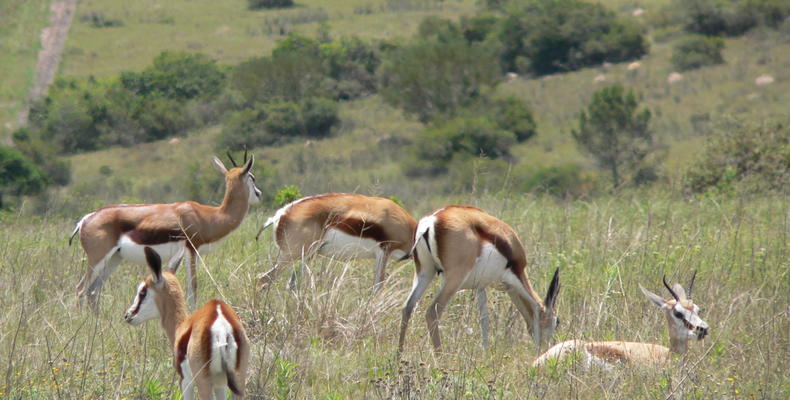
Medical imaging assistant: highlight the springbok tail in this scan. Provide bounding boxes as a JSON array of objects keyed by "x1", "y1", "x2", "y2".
[
  {"x1": 69, "y1": 212, "x2": 94, "y2": 246},
  {"x1": 255, "y1": 216, "x2": 277, "y2": 241},
  {"x1": 221, "y1": 334, "x2": 242, "y2": 395}
]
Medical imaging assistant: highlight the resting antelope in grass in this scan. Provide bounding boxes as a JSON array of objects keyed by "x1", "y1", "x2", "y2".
[
  {"x1": 398, "y1": 206, "x2": 561, "y2": 354},
  {"x1": 256, "y1": 193, "x2": 417, "y2": 291},
  {"x1": 125, "y1": 247, "x2": 250, "y2": 399},
  {"x1": 72, "y1": 151, "x2": 261, "y2": 309},
  {"x1": 532, "y1": 273, "x2": 709, "y2": 368}
]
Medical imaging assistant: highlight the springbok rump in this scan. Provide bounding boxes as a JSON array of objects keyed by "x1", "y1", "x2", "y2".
[
  {"x1": 532, "y1": 273, "x2": 709, "y2": 368},
  {"x1": 399, "y1": 205, "x2": 561, "y2": 354},
  {"x1": 72, "y1": 151, "x2": 261, "y2": 309},
  {"x1": 256, "y1": 193, "x2": 417, "y2": 291},
  {"x1": 125, "y1": 247, "x2": 250, "y2": 399}
]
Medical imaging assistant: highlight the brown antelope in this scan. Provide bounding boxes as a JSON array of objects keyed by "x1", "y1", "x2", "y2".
[
  {"x1": 256, "y1": 193, "x2": 417, "y2": 291},
  {"x1": 72, "y1": 151, "x2": 261, "y2": 309},
  {"x1": 532, "y1": 273, "x2": 709, "y2": 368},
  {"x1": 398, "y1": 206, "x2": 561, "y2": 354},
  {"x1": 125, "y1": 247, "x2": 250, "y2": 399}
]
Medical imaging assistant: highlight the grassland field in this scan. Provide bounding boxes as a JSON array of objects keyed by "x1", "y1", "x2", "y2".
[{"x1": 0, "y1": 0, "x2": 788, "y2": 398}]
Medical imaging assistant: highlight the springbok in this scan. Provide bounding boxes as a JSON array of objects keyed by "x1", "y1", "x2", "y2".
[
  {"x1": 532, "y1": 273, "x2": 709, "y2": 368},
  {"x1": 398, "y1": 205, "x2": 561, "y2": 354},
  {"x1": 72, "y1": 151, "x2": 261, "y2": 309},
  {"x1": 125, "y1": 247, "x2": 249, "y2": 399},
  {"x1": 256, "y1": 193, "x2": 417, "y2": 291}
]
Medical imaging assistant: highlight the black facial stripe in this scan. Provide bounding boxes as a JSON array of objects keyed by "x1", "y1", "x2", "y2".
[{"x1": 132, "y1": 286, "x2": 147, "y2": 315}]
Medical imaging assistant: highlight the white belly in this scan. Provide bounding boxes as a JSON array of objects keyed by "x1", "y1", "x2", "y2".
[
  {"x1": 319, "y1": 229, "x2": 381, "y2": 259},
  {"x1": 118, "y1": 235, "x2": 185, "y2": 265},
  {"x1": 459, "y1": 243, "x2": 509, "y2": 290}
]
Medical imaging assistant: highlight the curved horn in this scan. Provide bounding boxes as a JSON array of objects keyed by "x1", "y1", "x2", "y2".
[
  {"x1": 686, "y1": 270, "x2": 697, "y2": 298},
  {"x1": 227, "y1": 151, "x2": 238, "y2": 167},
  {"x1": 243, "y1": 144, "x2": 248, "y2": 164},
  {"x1": 663, "y1": 275, "x2": 680, "y2": 302}
]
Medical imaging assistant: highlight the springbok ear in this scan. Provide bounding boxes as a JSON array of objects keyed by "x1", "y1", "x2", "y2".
[
  {"x1": 212, "y1": 156, "x2": 228, "y2": 175},
  {"x1": 144, "y1": 247, "x2": 164, "y2": 287},
  {"x1": 640, "y1": 284, "x2": 666, "y2": 308},
  {"x1": 242, "y1": 154, "x2": 254, "y2": 175},
  {"x1": 544, "y1": 268, "x2": 561, "y2": 310},
  {"x1": 166, "y1": 247, "x2": 185, "y2": 273},
  {"x1": 672, "y1": 283, "x2": 687, "y2": 301}
]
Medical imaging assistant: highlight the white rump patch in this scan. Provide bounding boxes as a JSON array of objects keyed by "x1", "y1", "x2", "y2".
[{"x1": 210, "y1": 304, "x2": 238, "y2": 376}]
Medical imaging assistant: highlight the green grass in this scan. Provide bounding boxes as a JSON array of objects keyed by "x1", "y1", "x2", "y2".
[
  {"x1": 0, "y1": 0, "x2": 51, "y2": 138},
  {"x1": 62, "y1": 0, "x2": 478, "y2": 77},
  {"x1": 0, "y1": 194, "x2": 786, "y2": 398}
]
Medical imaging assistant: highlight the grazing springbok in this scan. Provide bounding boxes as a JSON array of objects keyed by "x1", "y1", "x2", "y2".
[
  {"x1": 256, "y1": 193, "x2": 417, "y2": 291},
  {"x1": 398, "y1": 206, "x2": 561, "y2": 354},
  {"x1": 72, "y1": 151, "x2": 261, "y2": 309},
  {"x1": 125, "y1": 247, "x2": 250, "y2": 399},
  {"x1": 532, "y1": 273, "x2": 709, "y2": 368}
]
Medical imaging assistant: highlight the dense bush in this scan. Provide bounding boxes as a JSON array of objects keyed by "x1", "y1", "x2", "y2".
[
  {"x1": 120, "y1": 51, "x2": 225, "y2": 100},
  {"x1": 216, "y1": 98, "x2": 339, "y2": 151},
  {"x1": 671, "y1": 35, "x2": 725, "y2": 71},
  {"x1": 379, "y1": 37, "x2": 499, "y2": 122},
  {"x1": 233, "y1": 34, "x2": 380, "y2": 103},
  {"x1": 685, "y1": 118, "x2": 789, "y2": 194},
  {"x1": 480, "y1": 96, "x2": 537, "y2": 142},
  {"x1": 404, "y1": 117, "x2": 516, "y2": 176},
  {"x1": 679, "y1": 0, "x2": 790, "y2": 36},
  {"x1": 248, "y1": 0, "x2": 294, "y2": 10},
  {"x1": 495, "y1": 0, "x2": 648, "y2": 75},
  {"x1": 519, "y1": 164, "x2": 592, "y2": 198},
  {"x1": 572, "y1": 85, "x2": 654, "y2": 188},
  {"x1": 0, "y1": 145, "x2": 48, "y2": 209}
]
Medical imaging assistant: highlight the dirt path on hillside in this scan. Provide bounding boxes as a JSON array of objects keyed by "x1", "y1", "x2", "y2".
[{"x1": 15, "y1": 0, "x2": 78, "y2": 130}]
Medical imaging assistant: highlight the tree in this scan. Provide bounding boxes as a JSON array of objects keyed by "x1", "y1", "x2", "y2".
[
  {"x1": 0, "y1": 145, "x2": 48, "y2": 209},
  {"x1": 379, "y1": 38, "x2": 499, "y2": 122},
  {"x1": 572, "y1": 85, "x2": 652, "y2": 188}
]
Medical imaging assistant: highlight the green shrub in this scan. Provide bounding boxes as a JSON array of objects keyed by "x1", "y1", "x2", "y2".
[
  {"x1": 248, "y1": 0, "x2": 294, "y2": 10},
  {"x1": 233, "y1": 52, "x2": 328, "y2": 104},
  {"x1": 274, "y1": 185, "x2": 302, "y2": 206},
  {"x1": 685, "y1": 118, "x2": 789, "y2": 194},
  {"x1": 671, "y1": 35, "x2": 725, "y2": 71},
  {"x1": 496, "y1": 0, "x2": 648, "y2": 75},
  {"x1": 483, "y1": 96, "x2": 537, "y2": 142},
  {"x1": 379, "y1": 38, "x2": 499, "y2": 122},
  {"x1": 404, "y1": 117, "x2": 516, "y2": 176},
  {"x1": 0, "y1": 145, "x2": 48, "y2": 209},
  {"x1": 120, "y1": 51, "x2": 225, "y2": 100},
  {"x1": 519, "y1": 164, "x2": 593, "y2": 198}
]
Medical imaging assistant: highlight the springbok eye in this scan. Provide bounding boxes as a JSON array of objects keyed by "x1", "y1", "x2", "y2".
[
  {"x1": 139, "y1": 287, "x2": 147, "y2": 298},
  {"x1": 673, "y1": 311, "x2": 683, "y2": 319}
]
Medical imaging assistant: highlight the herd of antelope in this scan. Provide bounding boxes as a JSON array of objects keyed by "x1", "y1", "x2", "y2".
[{"x1": 69, "y1": 151, "x2": 710, "y2": 399}]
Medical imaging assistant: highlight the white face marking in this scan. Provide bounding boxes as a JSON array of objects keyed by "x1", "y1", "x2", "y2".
[
  {"x1": 319, "y1": 228, "x2": 381, "y2": 259},
  {"x1": 670, "y1": 303, "x2": 708, "y2": 340},
  {"x1": 246, "y1": 174, "x2": 261, "y2": 205},
  {"x1": 125, "y1": 282, "x2": 160, "y2": 325}
]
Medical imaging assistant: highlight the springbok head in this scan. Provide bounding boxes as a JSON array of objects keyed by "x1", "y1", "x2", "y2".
[
  {"x1": 213, "y1": 148, "x2": 262, "y2": 205},
  {"x1": 124, "y1": 247, "x2": 180, "y2": 325},
  {"x1": 640, "y1": 272, "x2": 709, "y2": 342}
]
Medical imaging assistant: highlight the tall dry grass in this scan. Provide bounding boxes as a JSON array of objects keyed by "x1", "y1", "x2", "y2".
[{"x1": 0, "y1": 193, "x2": 787, "y2": 398}]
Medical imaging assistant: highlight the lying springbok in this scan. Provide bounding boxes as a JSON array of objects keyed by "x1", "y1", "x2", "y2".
[
  {"x1": 398, "y1": 206, "x2": 561, "y2": 354},
  {"x1": 256, "y1": 193, "x2": 417, "y2": 291},
  {"x1": 125, "y1": 247, "x2": 249, "y2": 399},
  {"x1": 532, "y1": 273, "x2": 709, "y2": 368},
  {"x1": 72, "y1": 151, "x2": 261, "y2": 309}
]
